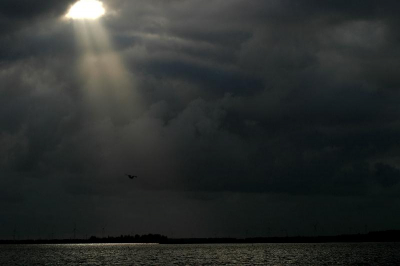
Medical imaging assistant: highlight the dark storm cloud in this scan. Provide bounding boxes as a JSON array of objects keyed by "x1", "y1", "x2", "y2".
[
  {"x1": 0, "y1": 0, "x2": 75, "y2": 37},
  {"x1": 291, "y1": 0, "x2": 400, "y2": 19},
  {"x1": 104, "y1": 0, "x2": 400, "y2": 197},
  {"x1": 3, "y1": 0, "x2": 400, "y2": 195},
  {"x1": 2, "y1": 0, "x2": 400, "y2": 238}
]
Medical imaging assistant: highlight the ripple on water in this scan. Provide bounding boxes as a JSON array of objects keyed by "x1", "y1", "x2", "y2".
[{"x1": 0, "y1": 242, "x2": 399, "y2": 265}]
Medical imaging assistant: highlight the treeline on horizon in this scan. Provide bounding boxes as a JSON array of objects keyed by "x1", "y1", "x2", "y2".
[{"x1": 1, "y1": 230, "x2": 400, "y2": 245}]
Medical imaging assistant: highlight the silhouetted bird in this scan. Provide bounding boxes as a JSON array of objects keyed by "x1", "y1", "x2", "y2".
[{"x1": 126, "y1": 174, "x2": 137, "y2": 179}]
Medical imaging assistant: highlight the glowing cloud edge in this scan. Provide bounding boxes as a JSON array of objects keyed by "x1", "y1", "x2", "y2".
[{"x1": 65, "y1": 0, "x2": 106, "y2": 20}]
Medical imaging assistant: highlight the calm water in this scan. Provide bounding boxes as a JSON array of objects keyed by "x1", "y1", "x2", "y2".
[{"x1": 0, "y1": 243, "x2": 399, "y2": 265}]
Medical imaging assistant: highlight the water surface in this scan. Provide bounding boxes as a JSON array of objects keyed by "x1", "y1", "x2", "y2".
[{"x1": 1, "y1": 242, "x2": 399, "y2": 265}]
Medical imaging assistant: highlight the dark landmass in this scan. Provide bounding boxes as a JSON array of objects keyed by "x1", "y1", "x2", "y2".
[
  {"x1": 166, "y1": 230, "x2": 400, "y2": 244},
  {"x1": 1, "y1": 230, "x2": 400, "y2": 245}
]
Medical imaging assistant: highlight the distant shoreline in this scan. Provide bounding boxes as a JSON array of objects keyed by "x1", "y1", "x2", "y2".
[{"x1": 1, "y1": 230, "x2": 400, "y2": 245}]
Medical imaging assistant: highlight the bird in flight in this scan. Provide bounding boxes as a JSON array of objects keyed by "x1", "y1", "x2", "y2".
[{"x1": 126, "y1": 174, "x2": 137, "y2": 179}]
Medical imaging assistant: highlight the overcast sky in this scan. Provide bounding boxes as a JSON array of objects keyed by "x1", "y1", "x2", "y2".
[{"x1": 1, "y1": 0, "x2": 400, "y2": 239}]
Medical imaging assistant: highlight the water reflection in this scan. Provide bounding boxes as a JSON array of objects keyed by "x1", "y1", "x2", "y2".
[{"x1": 0, "y1": 243, "x2": 399, "y2": 265}]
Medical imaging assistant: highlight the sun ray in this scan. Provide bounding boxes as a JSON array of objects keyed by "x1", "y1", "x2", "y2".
[
  {"x1": 66, "y1": 0, "x2": 144, "y2": 124},
  {"x1": 72, "y1": 18, "x2": 143, "y2": 124}
]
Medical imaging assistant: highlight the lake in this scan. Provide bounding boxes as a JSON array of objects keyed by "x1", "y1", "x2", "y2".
[{"x1": 0, "y1": 242, "x2": 399, "y2": 265}]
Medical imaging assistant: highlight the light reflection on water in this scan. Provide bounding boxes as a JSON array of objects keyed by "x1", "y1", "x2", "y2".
[{"x1": 0, "y1": 242, "x2": 399, "y2": 265}]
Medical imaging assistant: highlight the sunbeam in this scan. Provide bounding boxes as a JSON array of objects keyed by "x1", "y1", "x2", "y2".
[{"x1": 69, "y1": 8, "x2": 143, "y2": 124}]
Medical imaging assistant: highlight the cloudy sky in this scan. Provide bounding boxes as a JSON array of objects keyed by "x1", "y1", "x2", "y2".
[{"x1": 1, "y1": 0, "x2": 400, "y2": 239}]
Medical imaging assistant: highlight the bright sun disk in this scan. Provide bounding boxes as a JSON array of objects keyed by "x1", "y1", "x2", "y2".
[{"x1": 66, "y1": 0, "x2": 106, "y2": 20}]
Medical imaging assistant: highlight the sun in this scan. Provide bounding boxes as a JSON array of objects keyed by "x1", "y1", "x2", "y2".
[{"x1": 66, "y1": 0, "x2": 106, "y2": 20}]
